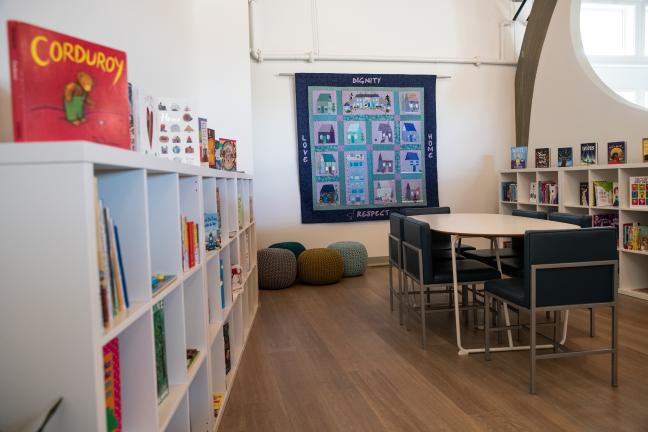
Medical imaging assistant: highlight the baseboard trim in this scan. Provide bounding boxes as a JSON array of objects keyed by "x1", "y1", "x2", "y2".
[{"x1": 368, "y1": 256, "x2": 389, "y2": 267}]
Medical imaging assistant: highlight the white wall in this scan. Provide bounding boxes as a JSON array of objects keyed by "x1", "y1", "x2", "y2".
[
  {"x1": 530, "y1": 0, "x2": 648, "y2": 164},
  {"x1": 0, "y1": 0, "x2": 255, "y2": 173},
  {"x1": 251, "y1": 0, "x2": 517, "y2": 256}
]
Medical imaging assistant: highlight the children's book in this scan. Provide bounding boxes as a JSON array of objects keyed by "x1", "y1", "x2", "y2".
[
  {"x1": 152, "y1": 98, "x2": 199, "y2": 165},
  {"x1": 223, "y1": 322, "x2": 231, "y2": 374},
  {"x1": 213, "y1": 393, "x2": 224, "y2": 418},
  {"x1": 593, "y1": 180, "x2": 614, "y2": 207},
  {"x1": 153, "y1": 300, "x2": 169, "y2": 404},
  {"x1": 643, "y1": 138, "x2": 648, "y2": 163},
  {"x1": 557, "y1": 147, "x2": 573, "y2": 167},
  {"x1": 630, "y1": 176, "x2": 648, "y2": 207},
  {"x1": 220, "y1": 257, "x2": 225, "y2": 309},
  {"x1": 593, "y1": 214, "x2": 619, "y2": 232},
  {"x1": 581, "y1": 143, "x2": 597, "y2": 165},
  {"x1": 128, "y1": 83, "x2": 136, "y2": 150},
  {"x1": 103, "y1": 338, "x2": 122, "y2": 432},
  {"x1": 113, "y1": 225, "x2": 129, "y2": 308},
  {"x1": 529, "y1": 182, "x2": 538, "y2": 203},
  {"x1": 579, "y1": 182, "x2": 589, "y2": 206},
  {"x1": 94, "y1": 179, "x2": 112, "y2": 327},
  {"x1": 205, "y1": 212, "x2": 219, "y2": 251},
  {"x1": 535, "y1": 148, "x2": 550, "y2": 168},
  {"x1": 220, "y1": 138, "x2": 237, "y2": 171},
  {"x1": 198, "y1": 118, "x2": 209, "y2": 166},
  {"x1": 510, "y1": 146, "x2": 528, "y2": 169},
  {"x1": 8, "y1": 21, "x2": 130, "y2": 148},
  {"x1": 607, "y1": 141, "x2": 626, "y2": 164},
  {"x1": 208, "y1": 129, "x2": 217, "y2": 169},
  {"x1": 131, "y1": 84, "x2": 155, "y2": 155}
]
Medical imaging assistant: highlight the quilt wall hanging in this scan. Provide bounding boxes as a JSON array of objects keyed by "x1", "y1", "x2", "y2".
[{"x1": 295, "y1": 73, "x2": 439, "y2": 223}]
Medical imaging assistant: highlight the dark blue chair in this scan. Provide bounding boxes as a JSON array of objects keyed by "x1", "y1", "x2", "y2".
[
  {"x1": 484, "y1": 228, "x2": 618, "y2": 394},
  {"x1": 548, "y1": 212, "x2": 595, "y2": 336},
  {"x1": 401, "y1": 206, "x2": 476, "y2": 254},
  {"x1": 463, "y1": 209, "x2": 547, "y2": 267},
  {"x1": 498, "y1": 209, "x2": 548, "y2": 277},
  {"x1": 402, "y1": 217, "x2": 501, "y2": 349},
  {"x1": 388, "y1": 212, "x2": 406, "y2": 325}
]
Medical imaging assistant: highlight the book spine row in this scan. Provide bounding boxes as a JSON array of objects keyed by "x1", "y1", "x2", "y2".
[
  {"x1": 623, "y1": 223, "x2": 648, "y2": 251},
  {"x1": 537, "y1": 181, "x2": 558, "y2": 205},
  {"x1": 501, "y1": 182, "x2": 517, "y2": 202},
  {"x1": 181, "y1": 216, "x2": 200, "y2": 272}
]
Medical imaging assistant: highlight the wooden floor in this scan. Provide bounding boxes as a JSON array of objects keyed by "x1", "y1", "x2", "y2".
[{"x1": 220, "y1": 266, "x2": 648, "y2": 431}]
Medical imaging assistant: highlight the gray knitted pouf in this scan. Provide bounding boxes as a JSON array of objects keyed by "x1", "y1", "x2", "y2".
[
  {"x1": 257, "y1": 248, "x2": 297, "y2": 290},
  {"x1": 327, "y1": 241, "x2": 368, "y2": 277}
]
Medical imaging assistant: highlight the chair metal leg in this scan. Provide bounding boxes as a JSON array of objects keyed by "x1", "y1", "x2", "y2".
[
  {"x1": 590, "y1": 308, "x2": 596, "y2": 337},
  {"x1": 496, "y1": 301, "x2": 502, "y2": 344},
  {"x1": 472, "y1": 284, "x2": 478, "y2": 330},
  {"x1": 612, "y1": 304, "x2": 618, "y2": 387},
  {"x1": 553, "y1": 310, "x2": 558, "y2": 353},
  {"x1": 485, "y1": 293, "x2": 491, "y2": 361},
  {"x1": 462, "y1": 285, "x2": 469, "y2": 324},
  {"x1": 420, "y1": 282, "x2": 426, "y2": 350},
  {"x1": 398, "y1": 269, "x2": 404, "y2": 326},
  {"x1": 404, "y1": 276, "x2": 410, "y2": 331},
  {"x1": 530, "y1": 310, "x2": 537, "y2": 395}
]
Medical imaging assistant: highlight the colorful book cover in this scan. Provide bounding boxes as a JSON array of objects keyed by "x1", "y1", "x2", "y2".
[
  {"x1": 205, "y1": 212, "x2": 219, "y2": 251},
  {"x1": 579, "y1": 182, "x2": 589, "y2": 206},
  {"x1": 213, "y1": 393, "x2": 224, "y2": 418},
  {"x1": 198, "y1": 117, "x2": 209, "y2": 166},
  {"x1": 529, "y1": 182, "x2": 538, "y2": 203},
  {"x1": 223, "y1": 322, "x2": 231, "y2": 374},
  {"x1": 607, "y1": 141, "x2": 626, "y2": 164},
  {"x1": 207, "y1": 128, "x2": 217, "y2": 169},
  {"x1": 581, "y1": 143, "x2": 597, "y2": 165},
  {"x1": 220, "y1": 138, "x2": 237, "y2": 171},
  {"x1": 152, "y1": 98, "x2": 199, "y2": 165},
  {"x1": 510, "y1": 146, "x2": 527, "y2": 169},
  {"x1": 593, "y1": 180, "x2": 614, "y2": 207},
  {"x1": 630, "y1": 176, "x2": 648, "y2": 207},
  {"x1": 557, "y1": 147, "x2": 573, "y2": 167},
  {"x1": 593, "y1": 213, "x2": 619, "y2": 229},
  {"x1": 535, "y1": 148, "x2": 550, "y2": 168},
  {"x1": 153, "y1": 300, "x2": 170, "y2": 404},
  {"x1": 220, "y1": 257, "x2": 225, "y2": 309},
  {"x1": 8, "y1": 21, "x2": 130, "y2": 148},
  {"x1": 103, "y1": 338, "x2": 122, "y2": 432},
  {"x1": 643, "y1": 138, "x2": 648, "y2": 162},
  {"x1": 131, "y1": 84, "x2": 154, "y2": 155}
]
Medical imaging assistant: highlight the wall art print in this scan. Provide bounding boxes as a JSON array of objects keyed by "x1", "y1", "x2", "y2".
[{"x1": 296, "y1": 73, "x2": 438, "y2": 223}]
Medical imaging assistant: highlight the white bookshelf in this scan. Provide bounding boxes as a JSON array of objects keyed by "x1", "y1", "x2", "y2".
[
  {"x1": 0, "y1": 141, "x2": 258, "y2": 432},
  {"x1": 499, "y1": 163, "x2": 648, "y2": 301}
]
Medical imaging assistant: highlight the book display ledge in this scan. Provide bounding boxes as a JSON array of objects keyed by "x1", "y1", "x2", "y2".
[
  {"x1": 0, "y1": 141, "x2": 258, "y2": 431},
  {"x1": 500, "y1": 164, "x2": 648, "y2": 301}
]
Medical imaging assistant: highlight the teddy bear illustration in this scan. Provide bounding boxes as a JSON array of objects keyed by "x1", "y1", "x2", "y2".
[{"x1": 63, "y1": 71, "x2": 95, "y2": 125}]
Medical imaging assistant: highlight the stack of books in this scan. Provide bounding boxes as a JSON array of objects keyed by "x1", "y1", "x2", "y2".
[
  {"x1": 501, "y1": 182, "x2": 517, "y2": 202},
  {"x1": 95, "y1": 179, "x2": 130, "y2": 327},
  {"x1": 623, "y1": 223, "x2": 648, "y2": 251}
]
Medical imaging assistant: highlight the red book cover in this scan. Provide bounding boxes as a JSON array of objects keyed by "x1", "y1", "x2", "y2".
[
  {"x1": 103, "y1": 338, "x2": 122, "y2": 432},
  {"x1": 188, "y1": 221, "x2": 195, "y2": 269},
  {"x1": 7, "y1": 21, "x2": 130, "y2": 148}
]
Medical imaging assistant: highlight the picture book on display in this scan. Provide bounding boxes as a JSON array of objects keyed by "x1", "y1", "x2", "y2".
[
  {"x1": 580, "y1": 182, "x2": 589, "y2": 206},
  {"x1": 581, "y1": 143, "x2": 597, "y2": 165},
  {"x1": 558, "y1": 147, "x2": 573, "y2": 167},
  {"x1": 535, "y1": 148, "x2": 550, "y2": 168},
  {"x1": 623, "y1": 223, "x2": 648, "y2": 251},
  {"x1": 205, "y1": 212, "x2": 220, "y2": 251},
  {"x1": 592, "y1": 180, "x2": 618, "y2": 207},
  {"x1": 630, "y1": 176, "x2": 648, "y2": 208},
  {"x1": 643, "y1": 138, "x2": 648, "y2": 162},
  {"x1": 198, "y1": 117, "x2": 209, "y2": 166},
  {"x1": 510, "y1": 146, "x2": 528, "y2": 169},
  {"x1": 207, "y1": 128, "x2": 218, "y2": 169},
  {"x1": 131, "y1": 84, "x2": 155, "y2": 155},
  {"x1": 537, "y1": 181, "x2": 558, "y2": 205},
  {"x1": 152, "y1": 98, "x2": 200, "y2": 165},
  {"x1": 220, "y1": 138, "x2": 237, "y2": 171},
  {"x1": 103, "y1": 338, "x2": 122, "y2": 432},
  {"x1": 181, "y1": 216, "x2": 200, "y2": 272},
  {"x1": 8, "y1": 21, "x2": 130, "y2": 148},
  {"x1": 593, "y1": 213, "x2": 619, "y2": 237},
  {"x1": 153, "y1": 300, "x2": 169, "y2": 404},
  {"x1": 607, "y1": 141, "x2": 626, "y2": 164},
  {"x1": 529, "y1": 182, "x2": 538, "y2": 204},
  {"x1": 501, "y1": 182, "x2": 517, "y2": 202}
]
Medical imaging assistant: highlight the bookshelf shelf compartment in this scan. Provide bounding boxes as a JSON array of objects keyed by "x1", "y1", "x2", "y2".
[{"x1": 0, "y1": 142, "x2": 258, "y2": 432}]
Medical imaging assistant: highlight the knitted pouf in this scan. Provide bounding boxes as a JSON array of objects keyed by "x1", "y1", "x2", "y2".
[
  {"x1": 269, "y1": 241, "x2": 306, "y2": 259},
  {"x1": 257, "y1": 248, "x2": 297, "y2": 290},
  {"x1": 327, "y1": 241, "x2": 368, "y2": 277},
  {"x1": 297, "y1": 248, "x2": 344, "y2": 285}
]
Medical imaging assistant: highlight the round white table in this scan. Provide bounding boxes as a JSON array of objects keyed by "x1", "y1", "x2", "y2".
[{"x1": 410, "y1": 213, "x2": 580, "y2": 355}]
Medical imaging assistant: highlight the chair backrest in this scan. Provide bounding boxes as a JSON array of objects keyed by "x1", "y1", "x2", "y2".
[
  {"x1": 389, "y1": 212, "x2": 406, "y2": 266},
  {"x1": 523, "y1": 228, "x2": 617, "y2": 308},
  {"x1": 548, "y1": 212, "x2": 592, "y2": 228},
  {"x1": 402, "y1": 207, "x2": 451, "y2": 245},
  {"x1": 401, "y1": 206, "x2": 450, "y2": 216},
  {"x1": 402, "y1": 217, "x2": 434, "y2": 284},
  {"x1": 511, "y1": 209, "x2": 548, "y2": 251},
  {"x1": 512, "y1": 209, "x2": 547, "y2": 220}
]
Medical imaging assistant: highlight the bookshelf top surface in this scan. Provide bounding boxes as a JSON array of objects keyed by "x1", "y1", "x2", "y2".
[
  {"x1": 501, "y1": 163, "x2": 648, "y2": 174},
  {"x1": 0, "y1": 141, "x2": 250, "y2": 179}
]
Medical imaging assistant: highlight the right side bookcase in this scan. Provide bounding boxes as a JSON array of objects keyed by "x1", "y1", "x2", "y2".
[{"x1": 500, "y1": 164, "x2": 648, "y2": 301}]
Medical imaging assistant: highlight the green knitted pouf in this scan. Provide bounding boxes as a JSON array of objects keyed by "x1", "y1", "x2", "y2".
[
  {"x1": 297, "y1": 248, "x2": 344, "y2": 285},
  {"x1": 269, "y1": 241, "x2": 306, "y2": 259},
  {"x1": 327, "y1": 241, "x2": 368, "y2": 277},
  {"x1": 257, "y1": 248, "x2": 297, "y2": 290}
]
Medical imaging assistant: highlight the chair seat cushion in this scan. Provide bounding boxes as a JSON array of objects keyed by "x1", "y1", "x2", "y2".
[
  {"x1": 431, "y1": 249, "x2": 466, "y2": 261},
  {"x1": 484, "y1": 277, "x2": 527, "y2": 307},
  {"x1": 431, "y1": 259, "x2": 501, "y2": 284},
  {"x1": 431, "y1": 241, "x2": 476, "y2": 253},
  {"x1": 462, "y1": 248, "x2": 518, "y2": 261}
]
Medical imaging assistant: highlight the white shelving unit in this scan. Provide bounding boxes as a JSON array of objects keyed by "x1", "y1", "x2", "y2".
[
  {"x1": 500, "y1": 163, "x2": 648, "y2": 301},
  {"x1": 0, "y1": 142, "x2": 258, "y2": 432}
]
